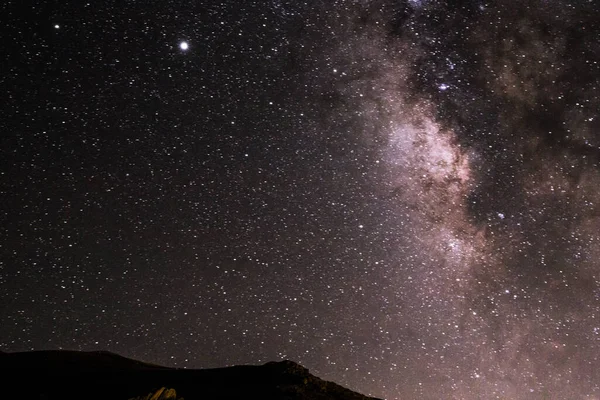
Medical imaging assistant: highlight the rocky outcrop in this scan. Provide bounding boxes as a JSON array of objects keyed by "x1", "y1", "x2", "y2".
[
  {"x1": 129, "y1": 387, "x2": 182, "y2": 400},
  {"x1": 265, "y1": 360, "x2": 382, "y2": 400}
]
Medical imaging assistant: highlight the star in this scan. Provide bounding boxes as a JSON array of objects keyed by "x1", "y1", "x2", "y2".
[{"x1": 179, "y1": 41, "x2": 189, "y2": 51}]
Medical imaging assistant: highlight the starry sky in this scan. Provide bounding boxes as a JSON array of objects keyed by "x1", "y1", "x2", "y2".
[{"x1": 2, "y1": 1, "x2": 600, "y2": 399}]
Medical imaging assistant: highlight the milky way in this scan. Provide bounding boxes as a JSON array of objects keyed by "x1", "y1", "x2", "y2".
[{"x1": 1, "y1": 1, "x2": 600, "y2": 399}]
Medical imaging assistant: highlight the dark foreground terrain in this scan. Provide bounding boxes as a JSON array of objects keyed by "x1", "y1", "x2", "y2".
[{"x1": 0, "y1": 350, "x2": 383, "y2": 400}]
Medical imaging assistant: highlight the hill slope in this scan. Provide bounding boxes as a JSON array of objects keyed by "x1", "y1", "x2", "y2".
[{"x1": 0, "y1": 350, "x2": 384, "y2": 400}]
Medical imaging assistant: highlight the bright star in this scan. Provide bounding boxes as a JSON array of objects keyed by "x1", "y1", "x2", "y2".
[{"x1": 180, "y1": 41, "x2": 189, "y2": 50}]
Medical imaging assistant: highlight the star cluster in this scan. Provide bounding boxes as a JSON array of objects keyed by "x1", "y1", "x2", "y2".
[{"x1": 1, "y1": 1, "x2": 600, "y2": 399}]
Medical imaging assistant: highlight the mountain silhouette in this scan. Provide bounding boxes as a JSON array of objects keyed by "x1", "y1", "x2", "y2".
[{"x1": 0, "y1": 350, "x2": 384, "y2": 400}]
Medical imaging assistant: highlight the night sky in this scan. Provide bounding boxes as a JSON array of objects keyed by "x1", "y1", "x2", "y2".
[{"x1": 2, "y1": 1, "x2": 600, "y2": 399}]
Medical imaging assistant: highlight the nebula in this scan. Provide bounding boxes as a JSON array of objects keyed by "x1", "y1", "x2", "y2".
[{"x1": 314, "y1": 1, "x2": 600, "y2": 397}]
